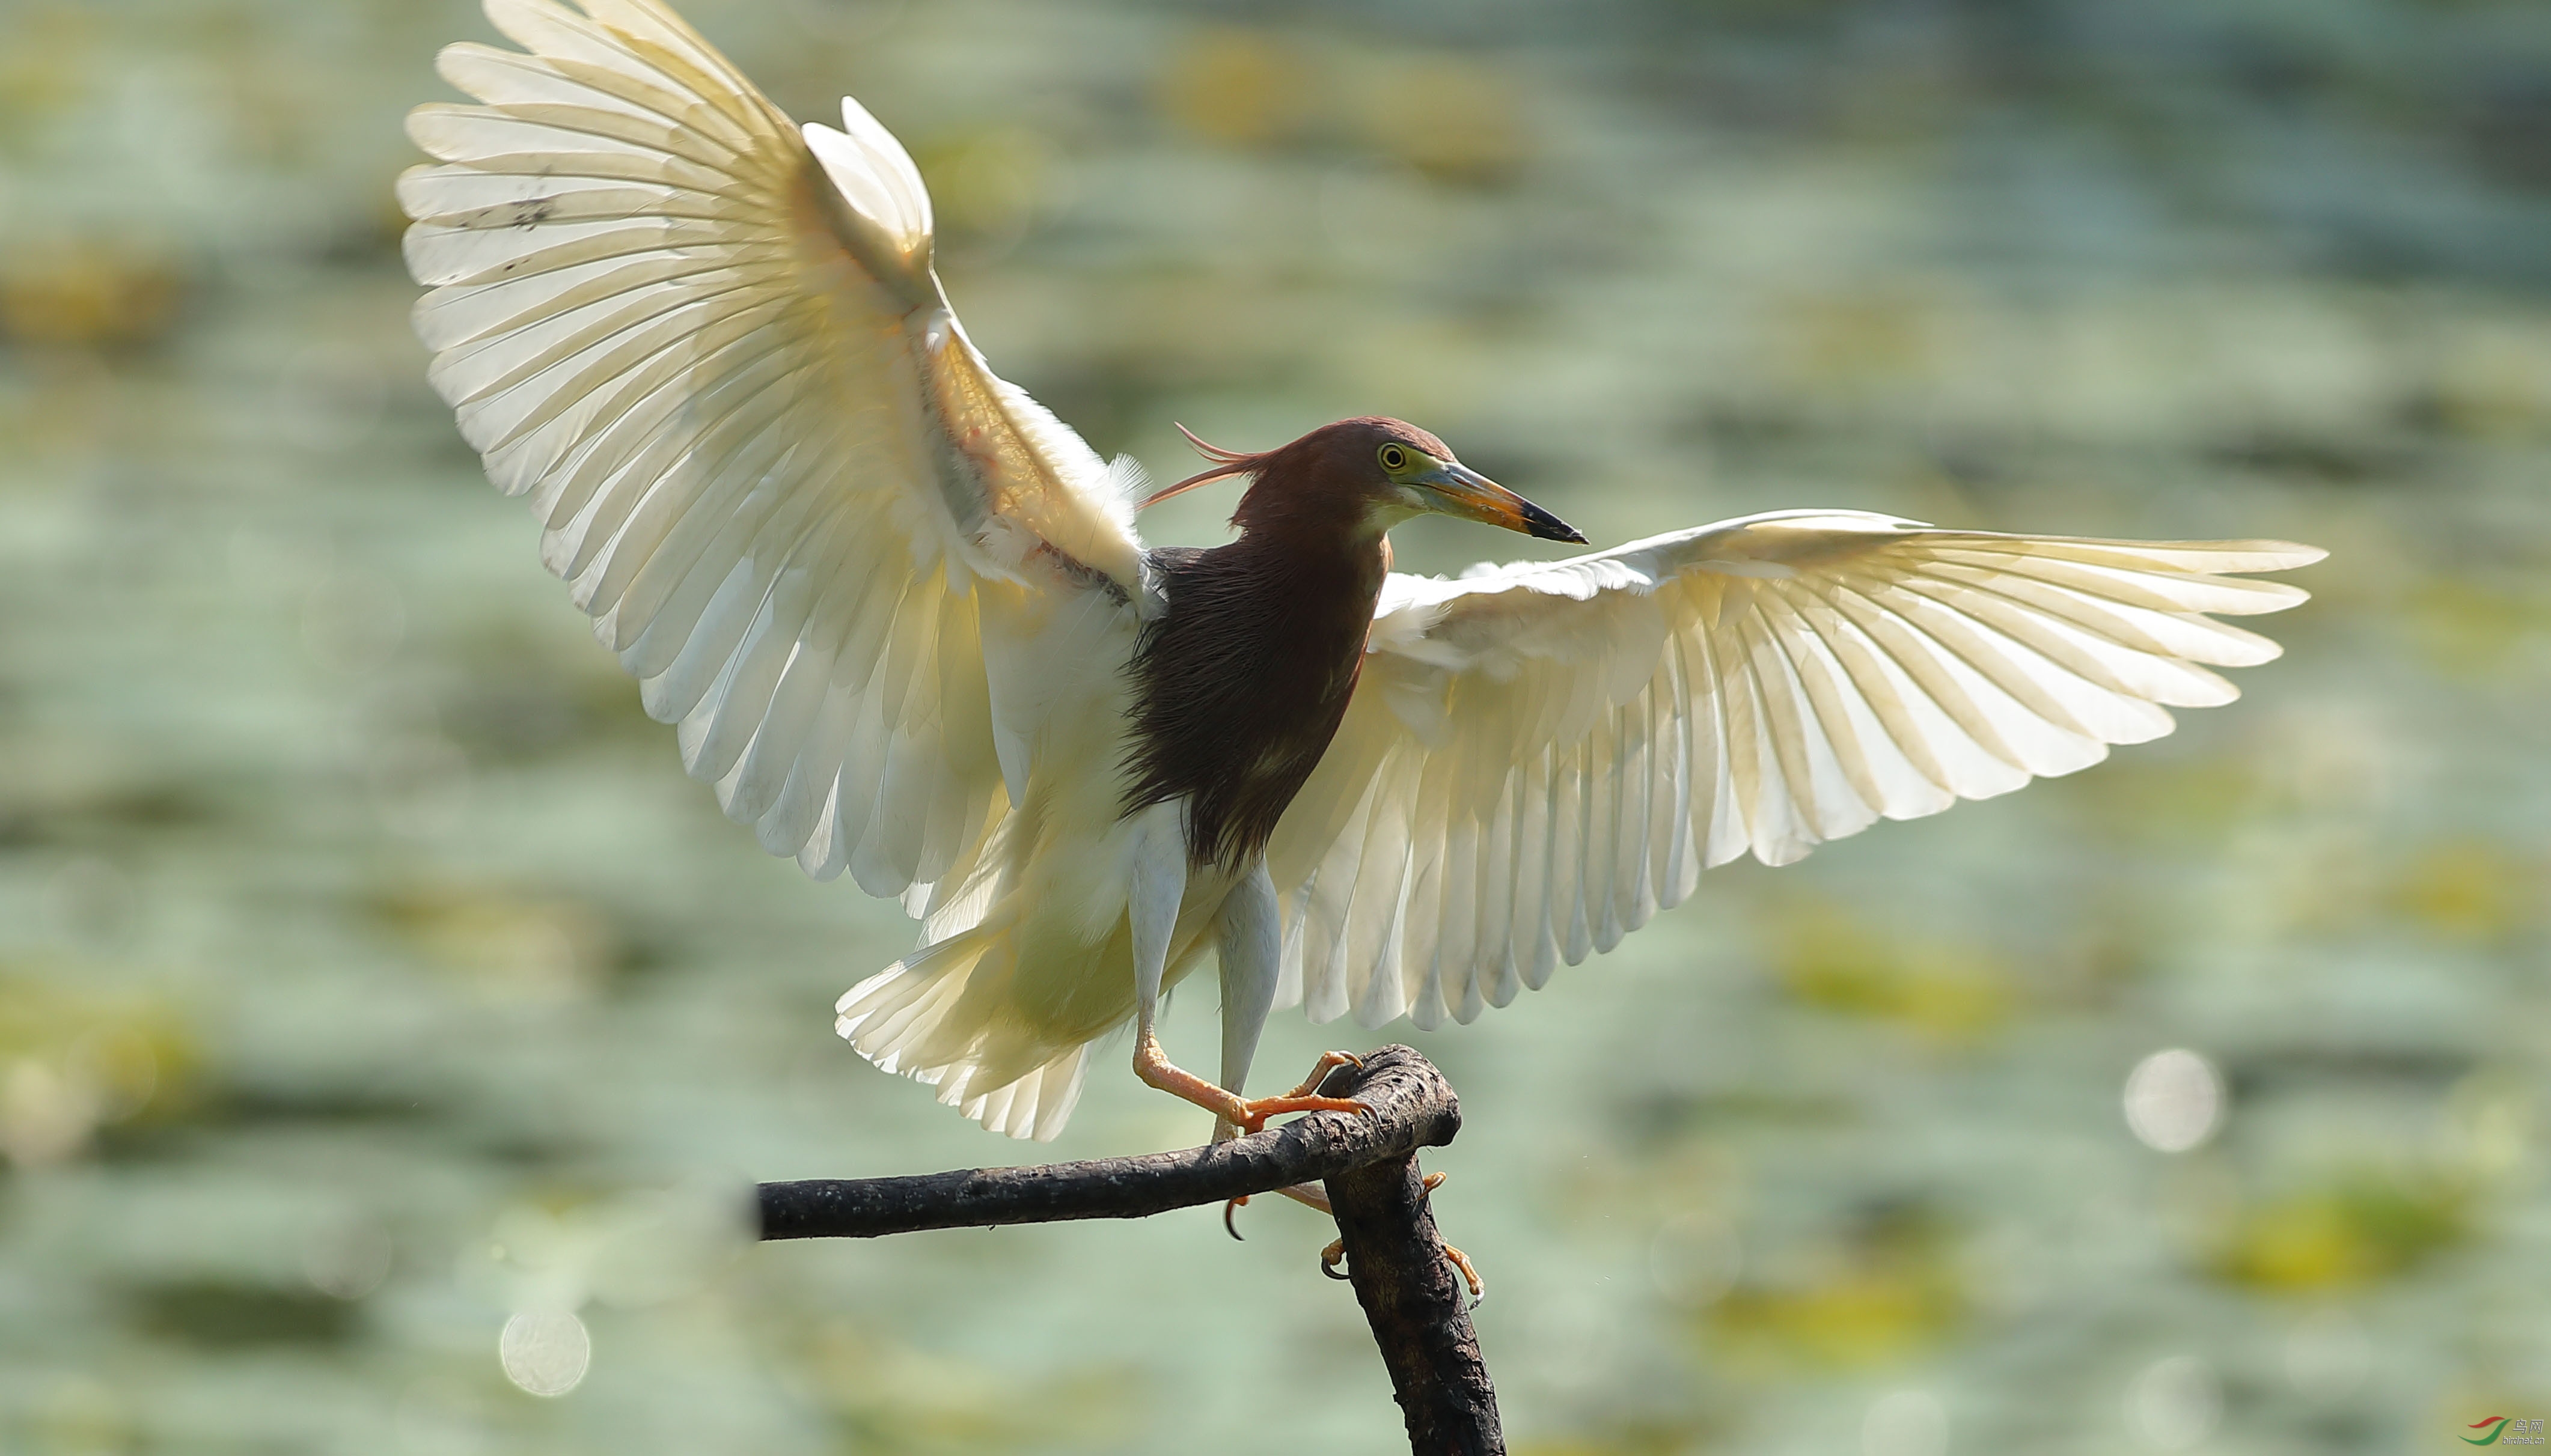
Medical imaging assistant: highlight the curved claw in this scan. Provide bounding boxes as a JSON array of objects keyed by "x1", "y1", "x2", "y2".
[
  {"x1": 1223, "y1": 1195, "x2": 1248, "y2": 1241},
  {"x1": 1313, "y1": 1235, "x2": 1477, "y2": 1302}
]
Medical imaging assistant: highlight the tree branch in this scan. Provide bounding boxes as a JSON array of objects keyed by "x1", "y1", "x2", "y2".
[
  {"x1": 1325, "y1": 1107, "x2": 1504, "y2": 1454},
  {"x1": 758, "y1": 1044, "x2": 1458, "y2": 1239},
  {"x1": 756, "y1": 1046, "x2": 1503, "y2": 1454}
]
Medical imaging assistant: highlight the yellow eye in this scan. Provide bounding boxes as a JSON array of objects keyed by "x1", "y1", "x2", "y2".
[{"x1": 1378, "y1": 443, "x2": 1409, "y2": 472}]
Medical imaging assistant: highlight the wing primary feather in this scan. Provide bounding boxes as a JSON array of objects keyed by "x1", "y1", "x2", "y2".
[
  {"x1": 1557, "y1": 739, "x2": 1595, "y2": 966},
  {"x1": 1814, "y1": 579, "x2": 2029, "y2": 775},
  {"x1": 1741, "y1": 597, "x2": 1884, "y2": 849},
  {"x1": 1583, "y1": 708, "x2": 1625, "y2": 954},
  {"x1": 688, "y1": 509, "x2": 852, "y2": 781},
  {"x1": 1658, "y1": 621, "x2": 1701, "y2": 904},
  {"x1": 1687, "y1": 597, "x2": 1750, "y2": 869},
  {"x1": 1479, "y1": 765, "x2": 1523, "y2": 1008},
  {"x1": 1517, "y1": 751, "x2": 1560, "y2": 990},
  {"x1": 1758, "y1": 586, "x2": 1889, "y2": 822},
  {"x1": 584, "y1": 373, "x2": 826, "y2": 624},
  {"x1": 1899, "y1": 570, "x2": 2224, "y2": 708}
]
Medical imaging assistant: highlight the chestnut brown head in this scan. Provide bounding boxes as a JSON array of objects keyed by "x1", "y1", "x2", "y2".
[{"x1": 1141, "y1": 416, "x2": 1586, "y2": 544}]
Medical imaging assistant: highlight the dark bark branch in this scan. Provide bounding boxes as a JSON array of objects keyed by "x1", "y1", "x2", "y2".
[
  {"x1": 1325, "y1": 1109, "x2": 1503, "y2": 1454},
  {"x1": 756, "y1": 1045, "x2": 1503, "y2": 1455},
  {"x1": 758, "y1": 1044, "x2": 1458, "y2": 1239}
]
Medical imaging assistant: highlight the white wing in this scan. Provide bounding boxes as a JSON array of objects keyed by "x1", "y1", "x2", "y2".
[
  {"x1": 400, "y1": 0, "x2": 1149, "y2": 907},
  {"x1": 1266, "y1": 509, "x2": 2324, "y2": 1031}
]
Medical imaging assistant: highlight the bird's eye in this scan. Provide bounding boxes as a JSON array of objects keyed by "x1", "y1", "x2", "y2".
[{"x1": 1378, "y1": 444, "x2": 1409, "y2": 472}]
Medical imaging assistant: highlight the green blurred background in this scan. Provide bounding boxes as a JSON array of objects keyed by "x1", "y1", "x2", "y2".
[{"x1": 1, "y1": 0, "x2": 2546, "y2": 1451}]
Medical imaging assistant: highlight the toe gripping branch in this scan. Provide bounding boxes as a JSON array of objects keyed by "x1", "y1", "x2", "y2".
[
  {"x1": 1220, "y1": 1053, "x2": 1480, "y2": 1301},
  {"x1": 756, "y1": 1045, "x2": 1500, "y2": 1456},
  {"x1": 1321, "y1": 1172, "x2": 1483, "y2": 1303}
]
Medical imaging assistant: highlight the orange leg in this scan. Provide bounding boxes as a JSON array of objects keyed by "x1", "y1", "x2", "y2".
[
  {"x1": 1217, "y1": 1051, "x2": 1375, "y2": 1234},
  {"x1": 1136, "y1": 1026, "x2": 1369, "y2": 1135}
]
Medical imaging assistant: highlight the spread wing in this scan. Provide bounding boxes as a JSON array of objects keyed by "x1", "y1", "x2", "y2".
[
  {"x1": 399, "y1": 0, "x2": 1148, "y2": 904},
  {"x1": 1265, "y1": 510, "x2": 2324, "y2": 1031}
]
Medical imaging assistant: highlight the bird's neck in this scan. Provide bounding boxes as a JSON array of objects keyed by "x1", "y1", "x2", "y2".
[{"x1": 1218, "y1": 515, "x2": 1392, "y2": 609}]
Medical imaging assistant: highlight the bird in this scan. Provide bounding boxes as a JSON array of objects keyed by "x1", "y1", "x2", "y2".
[{"x1": 400, "y1": 0, "x2": 2323, "y2": 1147}]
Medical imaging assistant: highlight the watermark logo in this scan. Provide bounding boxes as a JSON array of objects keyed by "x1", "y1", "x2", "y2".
[{"x1": 2466, "y1": 1417, "x2": 2547, "y2": 1446}]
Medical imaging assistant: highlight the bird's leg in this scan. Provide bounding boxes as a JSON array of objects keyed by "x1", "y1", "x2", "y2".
[
  {"x1": 1215, "y1": 866, "x2": 1283, "y2": 1094},
  {"x1": 1131, "y1": 1017, "x2": 1251, "y2": 1124},
  {"x1": 1128, "y1": 804, "x2": 1241, "y2": 1123},
  {"x1": 1212, "y1": 863, "x2": 1283, "y2": 1151},
  {"x1": 1214, "y1": 870, "x2": 1279, "y2": 1228},
  {"x1": 1135, "y1": 1032, "x2": 1369, "y2": 1133},
  {"x1": 1126, "y1": 829, "x2": 1367, "y2": 1137}
]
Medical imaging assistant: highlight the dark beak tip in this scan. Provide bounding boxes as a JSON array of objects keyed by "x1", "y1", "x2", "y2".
[{"x1": 1518, "y1": 501, "x2": 1584, "y2": 544}]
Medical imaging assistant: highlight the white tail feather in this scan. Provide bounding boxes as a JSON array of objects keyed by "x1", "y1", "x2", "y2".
[{"x1": 835, "y1": 925, "x2": 1092, "y2": 1141}]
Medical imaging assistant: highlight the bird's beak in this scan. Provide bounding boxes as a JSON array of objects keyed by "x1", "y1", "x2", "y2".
[{"x1": 1415, "y1": 462, "x2": 1587, "y2": 543}]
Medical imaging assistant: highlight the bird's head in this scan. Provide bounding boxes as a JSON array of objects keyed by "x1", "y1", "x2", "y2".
[{"x1": 1141, "y1": 416, "x2": 1586, "y2": 544}]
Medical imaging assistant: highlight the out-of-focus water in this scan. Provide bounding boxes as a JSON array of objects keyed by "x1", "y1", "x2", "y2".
[{"x1": 2, "y1": 0, "x2": 2546, "y2": 1451}]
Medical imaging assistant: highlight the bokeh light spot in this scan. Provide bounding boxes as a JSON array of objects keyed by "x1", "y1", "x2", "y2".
[
  {"x1": 498, "y1": 1310, "x2": 590, "y2": 1398},
  {"x1": 2124, "y1": 1049, "x2": 2223, "y2": 1153}
]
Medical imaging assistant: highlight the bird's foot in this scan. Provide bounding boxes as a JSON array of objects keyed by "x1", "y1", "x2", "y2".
[
  {"x1": 1444, "y1": 1243, "x2": 1485, "y2": 1303},
  {"x1": 1229, "y1": 1089, "x2": 1372, "y2": 1135},
  {"x1": 1301, "y1": 1170, "x2": 1482, "y2": 1303},
  {"x1": 1315, "y1": 1236, "x2": 1485, "y2": 1302},
  {"x1": 1279, "y1": 1049, "x2": 1364, "y2": 1099},
  {"x1": 1134, "y1": 1034, "x2": 1371, "y2": 1135},
  {"x1": 1226, "y1": 1049, "x2": 1371, "y2": 1135},
  {"x1": 1414, "y1": 1171, "x2": 1484, "y2": 1300},
  {"x1": 1193, "y1": 1047, "x2": 1372, "y2": 1240}
]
